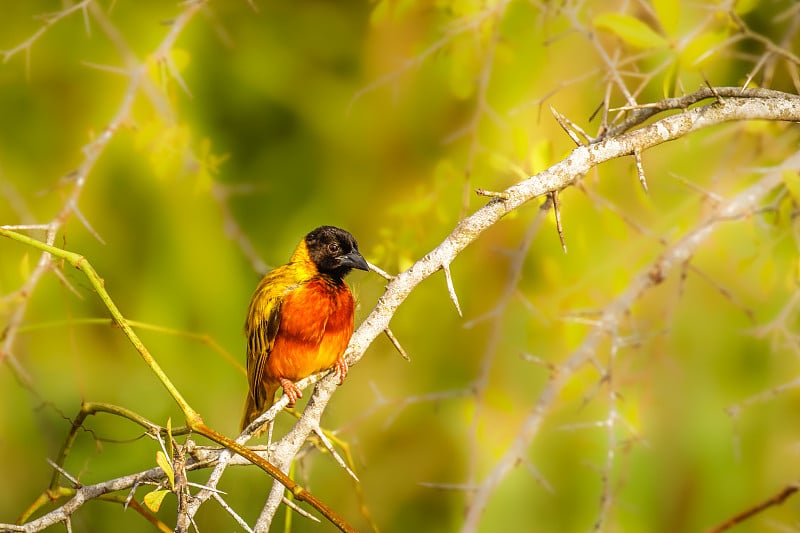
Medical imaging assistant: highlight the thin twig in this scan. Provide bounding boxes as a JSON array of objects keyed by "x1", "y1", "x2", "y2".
[
  {"x1": 459, "y1": 152, "x2": 799, "y2": 533},
  {"x1": 442, "y1": 263, "x2": 463, "y2": 316},
  {"x1": 211, "y1": 492, "x2": 255, "y2": 533},
  {"x1": 633, "y1": 150, "x2": 648, "y2": 193},
  {"x1": 282, "y1": 496, "x2": 322, "y2": 523},
  {"x1": 551, "y1": 191, "x2": 567, "y2": 253},
  {"x1": 46, "y1": 459, "x2": 81, "y2": 488},
  {"x1": 705, "y1": 483, "x2": 800, "y2": 533},
  {"x1": 312, "y1": 425, "x2": 360, "y2": 483},
  {"x1": 366, "y1": 261, "x2": 393, "y2": 281},
  {"x1": 475, "y1": 188, "x2": 510, "y2": 200},
  {"x1": 550, "y1": 105, "x2": 588, "y2": 146},
  {"x1": 383, "y1": 327, "x2": 411, "y2": 361}
]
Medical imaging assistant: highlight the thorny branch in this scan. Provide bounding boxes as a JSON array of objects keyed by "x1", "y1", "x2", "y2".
[
  {"x1": 459, "y1": 150, "x2": 800, "y2": 533},
  {"x1": 1, "y1": 0, "x2": 799, "y2": 508},
  {"x1": 0, "y1": 0, "x2": 92, "y2": 74},
  {"x1": 0, "y1": 0, "x2": 205, "y2": 388},
  {"x1": 184, "y1": 90, "x2": 800, "y2": 530},
  {"x1": 0, "y1": 441, "x2": 273, "y2": 533},
  {"x1": 2, "y1": 5, "x2": 800, "y2": 533}
]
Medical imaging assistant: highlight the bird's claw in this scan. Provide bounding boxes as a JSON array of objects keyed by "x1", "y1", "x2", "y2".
[
  {"x1": 279, "y1": 378, "x2": 302, "y2": 407},
  {"x1": 334, "y1": 357, "x2": 348, "y2": 385}
]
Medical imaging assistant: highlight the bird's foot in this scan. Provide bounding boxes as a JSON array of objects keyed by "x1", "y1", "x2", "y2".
[
  {"x1": 334, "y1": 356, "x2": 348, "y2": 385},
  {"x1": 279, "y1": 378, "x2": 302, "y2": 407}
]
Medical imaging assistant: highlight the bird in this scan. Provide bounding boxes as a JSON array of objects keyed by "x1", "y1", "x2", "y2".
[{"x1": 240, "y1": 225, "x2": 369, "y2": 432}]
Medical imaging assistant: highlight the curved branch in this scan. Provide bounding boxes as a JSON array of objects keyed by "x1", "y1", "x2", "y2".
[
  {"x1": 0, "y1": 228, "x2": 356, "y2": 533},
  {"x1": 0, "y1": 444, "x2": 266, "y2": 533},
  {"x1": 601, "y1": 87, "x2": 793, "y2": 139},
  {"x1": 460, "y1": 150, "x2": 800, "y2": 533},
  {"x1": 5, "y1": 88, "x2": 797, "y2": 532},
  {"x1": 0, "y1": 0, "x2": 204, "y2": 394},
  {"x1": 355, "y1": 91, "x2": 800, "y2": 378},
  {"x1": 252, "y1": 90, "x2": 800, "y2": 527}
]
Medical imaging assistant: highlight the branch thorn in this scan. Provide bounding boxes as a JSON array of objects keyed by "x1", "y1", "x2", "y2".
[
  {"x1": 551, "y1": 191, "x2": 567, "y2": 254},
  {"x1": 367, "y1": 261, "x2": 392, "y2": 281},
  {"x1": 633, "y1": 150, "x2": 648, "y2": 194},
  {"x1": 384, "y1": 327, "x2": 411, "y2": 361},
  {"x1": 442, "y1": 263, "x2": 463, "y2": 317},
  {"x1": 475, "y1": 188, "x2": 509, "y2": 200},
  {"x1": 705, "y1": 77, "x2": 726, "y2": 104},
  {"x1": 550, "y1": 105, "x2": 588, "y2": 146},
  {"x1": 46, "y1": 458, "x2": 81, "y2": 488},
  {"x1": 312, "y1": 425, "x2": 360, "y2": 483}
]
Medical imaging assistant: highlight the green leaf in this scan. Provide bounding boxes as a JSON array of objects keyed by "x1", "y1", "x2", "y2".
[
  {"x1": 735, "y1": 0, "x2": 759, "y2": 15},
  {"x1": 143, "y1": 489, "x2": 170, "y2": 513},
  {"x1": 679, "y1": 29, "x2": 728, "y2": 69},
  {"x1": 653, "y1": 0, "x2": 680, "y2": 36},
  {"x1": 529, "y1": 139, "x2": 553, "y2": 175},
  {"x1": 19, "y1": 251, "x2": 30, "y2": 280},
  {"x1": 484, "y1": 388, "x2": 515, "y2": 413},
  {"x1": 662, "y1": 59, "x2": 678, "y2": 98},
  {"x1": 512, "y1": 125, "x2": 530, "y2": 161},
  {"x1": 796, "y1": 257, "x2": 800, "y2": 288},
  {"x1": 783, "y1": 170, "x2": 800, "y2": 204},
  {"x1": 448, "y1": 39, "x2": 478, "y2": 100},
  {"x1": 156, "y1": 450, "x2": 174, "y2": 490},
  {"x1": 370, "y1": 0, "x2": 390, "y2": 25},
  {"x1": 594, "y1": 12, "x2": 668, "y2": 49}
]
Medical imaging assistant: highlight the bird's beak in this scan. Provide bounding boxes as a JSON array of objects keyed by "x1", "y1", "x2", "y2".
[{"x1": 340, "y1": 250, "x2": 370, "y2": 272}]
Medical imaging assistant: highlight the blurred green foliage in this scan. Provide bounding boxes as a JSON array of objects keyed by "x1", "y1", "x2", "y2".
[{"x1": 1, "y1": 1, "x2": 799, "y2": 532}]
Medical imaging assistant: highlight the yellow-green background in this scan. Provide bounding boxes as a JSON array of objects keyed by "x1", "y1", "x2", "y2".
[{"x1": 1, "y1": 1, "x2": 799, "y2": 531}]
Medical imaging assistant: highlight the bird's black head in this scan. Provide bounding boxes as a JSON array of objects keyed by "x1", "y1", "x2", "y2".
[{"x1": 305, "y1": 226, "x2": 369, "y2": 280}]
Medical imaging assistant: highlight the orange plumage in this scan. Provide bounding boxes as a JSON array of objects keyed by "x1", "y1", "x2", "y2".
[{"x1": 241, "y1": 226, "x2": 368, "y2": 432}]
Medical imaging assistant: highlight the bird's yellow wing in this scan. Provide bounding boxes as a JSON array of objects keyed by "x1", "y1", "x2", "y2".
[{"x1": 245, "y1": 267, "x2": 298, "y2": 409}]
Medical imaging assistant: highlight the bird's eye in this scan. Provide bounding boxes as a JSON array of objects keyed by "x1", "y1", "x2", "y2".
[{"x1": 327, "y1": 242, "x2": 341, "y2": 254}]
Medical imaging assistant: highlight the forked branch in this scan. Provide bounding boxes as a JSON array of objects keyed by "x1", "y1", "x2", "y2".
[
  {"x1": 3, "y1": 88, "x2": 799, "y2": 532},
  {"x1": 0, "y1": 227, "x2": 356, "y2": 533},
  {"x1": 249, "y1": 89, "x2": 800, "y2": 528}
]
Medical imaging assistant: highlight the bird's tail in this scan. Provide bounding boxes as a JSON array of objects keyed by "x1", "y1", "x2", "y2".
[{"x1": 240, "y1": 382, "x2": 279, "y2": 434}]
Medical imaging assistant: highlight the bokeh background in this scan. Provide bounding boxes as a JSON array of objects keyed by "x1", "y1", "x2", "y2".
[{"x1": 1, "y1": 1, "x2": 799, "y2": 531}]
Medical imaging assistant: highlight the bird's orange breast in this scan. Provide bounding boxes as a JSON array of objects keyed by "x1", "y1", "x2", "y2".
[{"x1": 266, "y1": 278, "x2": 354, "y2": 381}]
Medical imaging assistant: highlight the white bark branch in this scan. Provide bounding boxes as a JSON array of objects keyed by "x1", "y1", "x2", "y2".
[
  {"x1": 7, "y1": 89, "x2": 798, "y2": 532},
  {"x1": 460, "y1": 148, "x2": 800, "y2": 533},
  {"x1": 252, "y1": 90, "x2": 800, "y2": 529}
]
